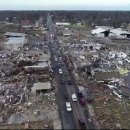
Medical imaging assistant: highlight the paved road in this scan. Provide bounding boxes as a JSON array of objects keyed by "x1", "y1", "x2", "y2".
[
  {"x1": 46, "y1": 14, "x2": 96, "y2": 129},
  {"x1": 58, "y1": 42, "x2": 95, "y2": 129},
  {"x1": 48, "y1": 40, "x2": 78, "y2": 129},
  {"x1": 48, "y1": 39, "x2": 94, "y2": 129}
]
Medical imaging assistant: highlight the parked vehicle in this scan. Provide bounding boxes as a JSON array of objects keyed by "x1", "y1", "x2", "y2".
[
  {"x1": 57, "y1": 63, "x2": 61, "y2": 67},
  {"x1": 78, "y1": 119, "x2": 86, "y2": 129},
  {"x1": 67, "y1": 77, "x2": 72, "y2": 85},
  {"x1": 72, "y1": 94, "x2": 77, "y2": 102},
  {"x1": 65, "y1": 71, "x2": 69, "y2": 76},
  {"x1": 79, "y1": 98, "x2": 86, "y2": 106},
  {"x1": 66, "y1": 102, "x2": 72, "y2": 112},
  {"x1": 63, "y1": 93, "x2": 69, "y2": 99},
  {"x1": 55, "y1": 57, "x2": 58, "y2": 62},
  {"x1": 77, "y1": 91, "x2": 86, "y2": 106},
  {"x1": 59, "y1": 69, "x2": 63, "y2": 74},
  {"x1": 68, "y1": 80, "x2": 72, "y2": 85},
  {"x1": 61, "y1": 78, "x2": 65, "y2": 84}
]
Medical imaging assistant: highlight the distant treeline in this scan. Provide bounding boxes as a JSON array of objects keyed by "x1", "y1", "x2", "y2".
[{"x1": 0, "y1": 11, "x2": 130, "y2": 27}]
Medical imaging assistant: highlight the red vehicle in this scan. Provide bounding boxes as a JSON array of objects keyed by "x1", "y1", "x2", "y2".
[
  {"x1": 78, "y1": 119, "x2": 86, "y2": 129},
  {"x1": 79, "y1": 98, "x2": 86, "y2": 106},
  {"x1": 63, "y1": 57, "x2": 67, "y2": 63},
  {"x1": 77, "y1": 91, "x2": 86, "y2": 106}
]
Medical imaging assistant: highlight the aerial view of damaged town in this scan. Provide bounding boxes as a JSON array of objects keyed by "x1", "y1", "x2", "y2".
[{"x1": 0, "y1": 0, "x2": 130, "y2": 129}]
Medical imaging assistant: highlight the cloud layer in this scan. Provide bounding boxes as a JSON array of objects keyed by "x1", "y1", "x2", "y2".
[{"x1": 0, "y1": 0, "x2": 130, "y2": 10}]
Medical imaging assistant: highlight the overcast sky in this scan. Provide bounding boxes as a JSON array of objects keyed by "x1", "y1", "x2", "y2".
[{"x1": 0, "y1": 0, "x2": 130, "y2": 10}]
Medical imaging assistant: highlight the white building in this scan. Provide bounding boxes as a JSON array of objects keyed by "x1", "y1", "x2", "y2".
[
  {"x1": 91, "y1": 27, "x2": 130, "y2": 38},
  {"x1": 5, "y1": 37, "x2": 27, "y2": 51},
  {"x1": 63, "y1": 29, "x2": 72, "y2": 37},
  {"x1": 56, "y1": 22, "x2": 71, "y2": 26},
  {"x1": 91, "y1": 28, "x2": 107, "y2": 37},
  {"x1": 110, "y1": 29, "x2": 130, "y2": 39},
  {"x1": 22, "y1": 25, "x2": 34, "y2": 29}
]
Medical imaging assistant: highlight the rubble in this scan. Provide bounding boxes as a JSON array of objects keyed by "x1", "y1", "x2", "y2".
[
  {"x1": 33, "y1": 110, "x2": 40, "y2": 116},
  {"x1": 60, "y1": 32, "x2": 130, "y2": 129},
  {"x1": 0, "y1": 31, "x2": 59, "y2": 129}
]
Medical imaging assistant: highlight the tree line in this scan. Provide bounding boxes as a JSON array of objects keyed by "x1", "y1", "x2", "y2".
[{"x1": 0, "y1": 11, "x2": 130, "y2": 27}]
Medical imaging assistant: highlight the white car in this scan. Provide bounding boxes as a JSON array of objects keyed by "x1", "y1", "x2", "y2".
[
  {"x1": 66, "y1": 102, "x2": 72, "y2": 112},
  {"x1": 59, "y1": 69, "x2": 63, "y2": 74},
  {"x1": 72, "y1": 94, "x2": 77, "y2": 102},
  {"x1": 55, "y1": 57, "x2": 58, "y2": 62}
]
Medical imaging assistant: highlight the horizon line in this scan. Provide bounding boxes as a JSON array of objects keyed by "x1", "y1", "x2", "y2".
[{"x1": 0, "y1": 10, "x2": 130, "y2": 11}]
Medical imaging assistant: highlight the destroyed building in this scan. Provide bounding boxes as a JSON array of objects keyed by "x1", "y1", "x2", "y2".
[
  {"x1": 4, "y1": 32, "x2": 27, "y2": 51},
  {"x1": 31, "y1": 82, "x2": 51, "y2": 95},
  {"x1": 91, "y1": 26, "x2": 130, "y2": 39},
  {"x1": 4, "y1": 37, "x2": 27, "y2": 51}
]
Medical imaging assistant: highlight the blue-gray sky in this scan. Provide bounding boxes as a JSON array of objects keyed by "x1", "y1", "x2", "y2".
[{"x1": 0, "y1": 0, "x2": 130, "y2": 10}]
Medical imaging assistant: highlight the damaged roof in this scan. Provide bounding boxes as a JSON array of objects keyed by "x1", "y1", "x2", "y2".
[
  {"x1": 5, "y1": 37, "x2": 26, "y2": 45},
  {"x1": 110, "y1": 29, "x2": 130, "y2": 36},
  {"x1": 32, "y1": 82, "x2": 51, "y2": 93},
  {"x1": 91, "y1": 28, "x2": 106, "y2": 34},
  {"x1": 4, "y1": 32, "x2": 26, "y2": 37}
]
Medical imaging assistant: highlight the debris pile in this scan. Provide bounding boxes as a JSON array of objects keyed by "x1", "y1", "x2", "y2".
[{"x1": 61, "y1": 34, "x2": 130, "y2": 129}]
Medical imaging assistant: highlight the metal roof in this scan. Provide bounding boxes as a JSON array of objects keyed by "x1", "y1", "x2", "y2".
[
  {"x1": 111, "y1": 29, "x2": 130, "y2": 35},
  {"x1": 91, "y1": 28, "x2": 106, "y2": 34},
  {"x1": 56, "y1": 22, "x2": 70, "y2": 26},
  {"x1": 32, "y1": 82, "x2": 51, "y2": 93},
  {"x1": 5, "y1": 37, "x2": 26, "y2": 45},
  {"x1": 4, "y1": 32, "x2": 26, "y2": 37},
  {"x1": 25, "y1": 61, "x2": 49, "y2": 69},
  {"x1": 93, "y1": 26, "x2": 130, "y2": 35}
]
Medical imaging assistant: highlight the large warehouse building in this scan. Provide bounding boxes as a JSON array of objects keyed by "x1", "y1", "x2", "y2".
[
  {"x1": 4, "y1": 32, "x2": 27, "y2": 51},
  {"x1": 5, "y1": 37, "x2": 27, "y2": 51},
  {"x1": 4, "y1": 32, "x2": 26, "y2": 38}
]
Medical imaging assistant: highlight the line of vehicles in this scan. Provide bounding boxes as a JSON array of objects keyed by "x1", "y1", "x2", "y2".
[
  {"x1": 65, "y1": 91, "x2": 86, "y2": 129},
  {"x1": 65, "y1": 91, "x2": 86, "y2": 112},
  {"x1": 51, "y1": 42, "x2": 87, "y2": 129}
]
